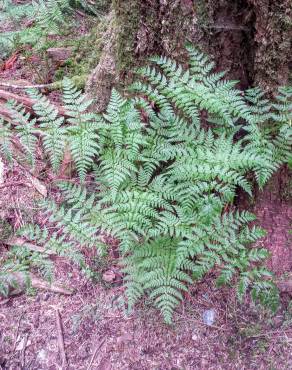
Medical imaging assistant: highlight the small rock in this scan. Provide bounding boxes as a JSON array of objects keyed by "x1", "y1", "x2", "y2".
[
  {"x1": 47, "y1": 47, "x2": 73, "y2": 63},
  {"x1": 117, "y1": 333, "x2": 133, "y2": 344},
  {"x1": 37, "y1": 349, "x2": 47, "y2": 362},
  {"x1": 191, "y1": 332, "x2": 199, "y2": 341},
  {"x1": 202, "y1": 309, "x2": 216, "y2": 326},
  {"x1": 102, "y1": 270, "x2": 116, "y2": 283}
]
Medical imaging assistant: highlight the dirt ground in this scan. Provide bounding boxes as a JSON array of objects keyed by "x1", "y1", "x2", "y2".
[
  {"x1": 0, "y1": 264, "x2": 292, "y2": 370},
  {"x1": 0, "y1": 268, "x2": 292, "y2": 369},
  {"x1": 0, "y1": 145, "x2": 291, "y2": 370}
]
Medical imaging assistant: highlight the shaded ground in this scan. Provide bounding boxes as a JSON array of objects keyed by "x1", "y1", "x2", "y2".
[
  {"x1": 0, "y1": 151, "x2": 291, "y2": 370},
  {"x1": 1, "y1": 269, "x2": 292, "y2": 370}
]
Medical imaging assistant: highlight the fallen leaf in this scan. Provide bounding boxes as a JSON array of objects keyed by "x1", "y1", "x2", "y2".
[
  {"x1": 102, "y1": 270, "x2": 116, "y2": 283},
  {"x1": 15, "y1": 336, "x2": 31, "y2": 351},
  {"x1": 28, "y1": 175, "x2": 47, "y2": 198}
]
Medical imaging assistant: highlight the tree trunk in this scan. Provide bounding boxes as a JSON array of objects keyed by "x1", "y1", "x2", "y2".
[
  {"x1": 85, "y1": 0, "x2": 292, "y2": 276},
  {"x1": 86, "y1": 0, "x2": 291, "y2": 108}
]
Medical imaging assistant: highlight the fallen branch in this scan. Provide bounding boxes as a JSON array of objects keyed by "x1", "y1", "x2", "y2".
[
  {"x1": 0, "y1": 75, "x2": 87, "y2": 92},
  {"x1": 0, "y1": 298, "x2": 9, "y2": 305},
  {"x1": 0, "y1": 104, "x2": 13, "y2": 121},
  {"x1": 55, "y1": 309, "x2": 68, "y2": 369},
  {"x1": 5, "y1": 237, "x2": 57, "y2": 256},
  {"x1": 0, "y1": 81, "x2": 56, "y2": 90},
  {"x1": 3, "y1": 272, "x2": 74, "y2": 296},
  {"x1": 0, "y1": 89, "x2": 66, "y2": 116},
  {"x1": 20, "y1": 334, "x2": 29, "y2": 368},
  {"x1": 86, "y1": 338, "x2": 106, "y2": 370},
  {"x1": 0, "y1": 76, "x2": 88, "y2": 122},
  {"x1": 0, "y1": 89, "x2": 37, "y2": 107},
  {"x1": 0, "y1": 181, "x2": 30, "y2": 190}
]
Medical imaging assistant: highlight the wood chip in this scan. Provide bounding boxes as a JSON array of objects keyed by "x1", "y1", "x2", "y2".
[
  {"x1": 55, "y1": 309, "x2": 68, "y2": 368},
  {"x1": 28, "y1": 175, "x2": 47, "y2": 198}
]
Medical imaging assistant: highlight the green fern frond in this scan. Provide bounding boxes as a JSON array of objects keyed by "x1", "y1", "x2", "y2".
[
  {"x1": 0, "y1": 117, "x2": 13, "y2": 162},
  {"x1": 6, "y1": 100, "x2": 37, "y2": 167}
]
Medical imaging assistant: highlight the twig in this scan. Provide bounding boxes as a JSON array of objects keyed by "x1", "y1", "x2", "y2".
[
  {"x1": 1, "y1": 272, "x2": 74, "y2": 297},
  {"x1": 246, "y1": 329, "x2": 292, "y2": 338},
  {"x1": 86, "y1": 338, "x2": 106, "y2": 370},
  {"x1": 0, "y1": 298, "x2": 9, "y2": 306},
  {"x1": 0, "y1": 89, "x2": 66, "y2": 116},
  {"x1": 0, "y1": 89, "x2": 38, "y2": 108},
  {"x1": 20, "y1": 334, "x2": 29, "y2": 368},
  {"x1": 0, "y1": 181, "x2": 31, "y2": 190},
  {"x1": 55, "y1": 309, "x2": 68, "y2": 369},
  {"x1": 0, "y1": 104, "x2": 13, "y2": 121},
  {"x1": 5, "y1": 237, "x2": 57, "y2": 256},
  {"x1": 205, "y1": 25, "x2": 249, "y2": 31},
  {"x1": 76, "y1": 9, "x2": 86, "y2": 17},
  {"x1": 12, "y1": 313, "x2": 24, "y2": 352},
  {"x1": 0, "y1": 81, "x2": 55, "y2": 90}
]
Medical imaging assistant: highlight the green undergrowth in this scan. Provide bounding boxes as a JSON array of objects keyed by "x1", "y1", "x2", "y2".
[
  {"x1": 0, "y1": 0, "x2": 106, "y2": 82},
  {"x1": 0, "y1": 45, "x2": 291, "y2": 323}
]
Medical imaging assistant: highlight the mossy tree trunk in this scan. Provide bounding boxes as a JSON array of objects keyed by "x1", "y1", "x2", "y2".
[
  {"x1": 85, "y1": 0, "x2": 292, "y2": 272},
  {"x1": 86, "y1": 0, "x2": 291, "y2": 109}
]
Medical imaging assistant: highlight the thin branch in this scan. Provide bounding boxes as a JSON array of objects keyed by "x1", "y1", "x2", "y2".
[
  {"x1": 0, "y1": 181, "x2": 30, "y2": 190},
  {"x1": 0, "y1": 81, "x2": 54, "y2": 90},
  {"x1": 0, "y1": 89, "x2": 66, "y2": 116},
  {"x1": 86, "y1": 338, "x2": 106, "y2": 370},
  {"x1": 55, "y1": 309, "x2": 68, "y2": 369},
  {"x1": 5, "y1": 237, "x2": 57, "y2": 256},
  {"x1": 2, "y1": 272, "x2": 74, "y2": 296}
]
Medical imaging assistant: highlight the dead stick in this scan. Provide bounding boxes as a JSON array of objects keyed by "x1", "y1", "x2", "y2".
[
  {"x1": 86, "y1": 338, "x2": 106, "y2": 370},
  {"x1": 2, "y1": 272, "x2": 74, "y2": 296},
  {"x1": 0, "y1": 89, "x2": 66, "y2": 116},
  {"x1": 21, "y1": 334, "x2": 29, "y2": 368},
  {"x1": 0, "y1": 181, "x2": 31, "y2": 189},
  {"x1": 0, "y1": 104, "x2": 13, "y2": 120},
  {"x1": 55, "y1": 309, "x2": 68, "y2": 369},
  {"x1": 5, "y1": 237, "x2": 57, "y2": 256},
  {"x1": 0, "y1": 89, "x2": 34, "y2": 107},
  {"x1": 12, "y1": 313, "x2": 24, "y2": 352},
  {"x1": 0, "y1": 298, "x2": 9, "y2": 306},
  {"x1": 0, "y1": 82, "x2": 56, "y2": 90}
]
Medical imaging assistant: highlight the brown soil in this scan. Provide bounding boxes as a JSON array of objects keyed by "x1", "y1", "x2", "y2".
[
  {"x1": 1, "y1": 270, "x2": 292, "y2": 370},
  {"x1": 251, "y1": 169, "x2": 292, "y2": 276},
  {"x1": 0, "y1": 128, "x2": 291, "y2": 370}
]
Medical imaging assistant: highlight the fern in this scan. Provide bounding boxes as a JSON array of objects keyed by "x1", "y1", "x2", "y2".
[
  {"x1": 0, "y1": 46, "x2": 289, "y2": 322},
  {"x1": 6, "y1": 100, "x2": 38, "y2": 167},
  {"x1": 0, "y1": 117, "x2": 13, "y2": 162},
  {"x1": 28, "y1": 89, "x2": 66, "y2": 172},
  {"x1": 1, "y1": 81, "x2": 100, "y2": 180},
  {"x1": 63, "y1": 78, "x2": 100, "y2": 180},
  {"x1": 31, "y1": 0, "x2": 70, "y2": 33}
]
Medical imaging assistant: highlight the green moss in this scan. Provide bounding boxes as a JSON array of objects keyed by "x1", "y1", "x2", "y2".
[
  {"x1": 239, "y1": 323, "x2": 261, "y2": 338},
  {"x1": 112, "y1": 0, "x2": 141, "y2": 72},
  {"x1": 195, "y1": 0, "x2": 213, "y2": 28},
  {"x1": 0, "y1": 219, "x2": 12, "y2": 241},
  {"x1": 52, "y1": 21, "x2": 106, "y2": 84}
]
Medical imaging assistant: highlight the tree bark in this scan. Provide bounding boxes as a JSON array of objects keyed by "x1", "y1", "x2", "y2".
[
  {"x1": 85, "y1": 0, "x2": 292, "y2": 277},
  {"x1": 86, "y1": 0, "x2": 291, "y2": 109}
]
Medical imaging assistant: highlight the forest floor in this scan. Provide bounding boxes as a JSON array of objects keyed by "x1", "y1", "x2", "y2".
[
  {"x1": 0, "y1": 2, "x2": 292, "y2": 369},
  {"x1": 0, "y1": 162, "x2": 291, "y2": 370}
]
